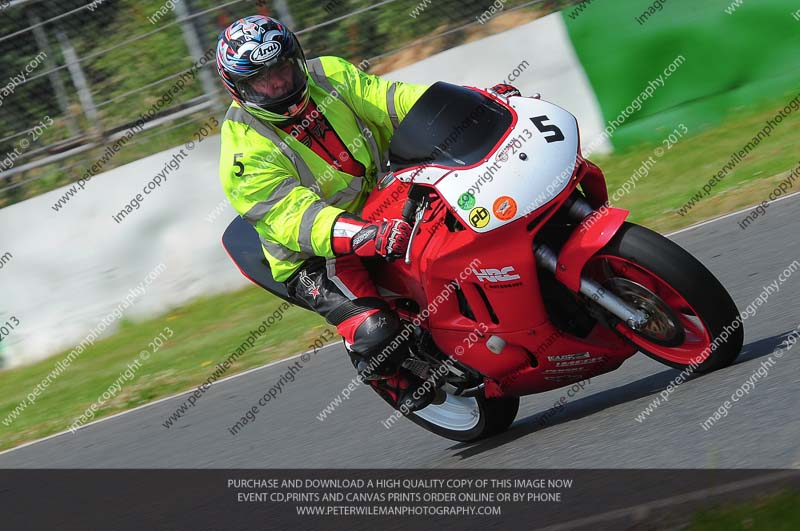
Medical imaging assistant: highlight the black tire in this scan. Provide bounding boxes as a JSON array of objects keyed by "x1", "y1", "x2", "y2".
[{"x1": 596, "y1": 222, "x2": 743, "y2": 373}]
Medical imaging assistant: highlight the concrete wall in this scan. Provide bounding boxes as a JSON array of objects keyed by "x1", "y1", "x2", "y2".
[
  {"x1": 390, "y1": 12, "x2": 610, "y2": 155},
  {"x1": 0, "y1": 136, "x2": 249, "y2": 366}
]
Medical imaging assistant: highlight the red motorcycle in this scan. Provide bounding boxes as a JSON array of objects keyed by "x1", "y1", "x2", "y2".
[{"x1": 223, "y1": 82, "x2": 743, "y2": 442}]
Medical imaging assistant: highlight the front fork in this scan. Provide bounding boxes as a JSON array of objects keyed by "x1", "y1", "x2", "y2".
[{"x1": 534, "y1": 197, "x2": 649, "y2": 330}]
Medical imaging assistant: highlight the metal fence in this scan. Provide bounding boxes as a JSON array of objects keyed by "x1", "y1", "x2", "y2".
[{"x1": 0, "y1": 0, "x2": 575, "y2": 207}]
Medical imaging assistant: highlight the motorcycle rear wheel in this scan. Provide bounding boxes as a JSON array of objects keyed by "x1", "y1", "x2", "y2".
[
  {"x1": 406, "y1": 392, "x2": 519, "y2": 442},
  {"x1": 374, "y1": 382, "x2": 519, "y2": 442}
]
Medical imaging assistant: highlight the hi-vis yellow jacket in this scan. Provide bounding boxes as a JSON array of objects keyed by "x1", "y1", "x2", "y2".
[{"x1": 219, "y1": 56, "x2": 429, "y2": 282}]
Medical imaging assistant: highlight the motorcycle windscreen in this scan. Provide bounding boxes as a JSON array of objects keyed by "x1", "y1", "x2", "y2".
[{"x1": 388, "y1": 81, "x2": 513, "y2": 172}]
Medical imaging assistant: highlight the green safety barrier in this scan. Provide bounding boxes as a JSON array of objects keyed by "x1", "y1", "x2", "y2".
[{"x1": 564, "y1": 0, "x2": 800, "y2": 149}]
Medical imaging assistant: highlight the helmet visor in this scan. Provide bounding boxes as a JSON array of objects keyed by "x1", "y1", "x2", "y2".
[{"x1": 235, "y1": 56, "x2": 307, "y2": 107}]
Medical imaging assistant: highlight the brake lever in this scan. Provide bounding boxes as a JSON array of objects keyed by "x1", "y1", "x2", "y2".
[{"x1": 404, "y1": 198, "x2": 428, "y2": 265}]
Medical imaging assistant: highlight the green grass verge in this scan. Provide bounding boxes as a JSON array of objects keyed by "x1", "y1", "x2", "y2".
[
  {"x1": 592, "y1": 88, "x2": 799, "y2": 233},
  {"x1": 0, "y1": 287, "x2": 327, "y2": 451},
  {"x1": 0, "y1": 93, "x2": 798, "y2": 452},
  {"x1": 684, "y1": 489, "x2": 800, "y2": 530}
]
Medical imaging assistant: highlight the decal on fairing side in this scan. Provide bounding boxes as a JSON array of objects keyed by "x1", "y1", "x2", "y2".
[
  {"x1": 545, "y1": 376, "x2": 584, "y2": 382},
  {"x1": 544, "y1": 368, "x2": 588, "y2": 374},
  {"x1": 458, "y1": 192, "x2": 476, "y2": 210},
  {"x1": 473, "y1": 266, "x2": 521, "y2": 283},
  {"x1": 493, "y1": 196, "x2": 517, "y2": 220},
  {"x1": 468, "y1": 207, "x2": 491, "y2": 228},
  {"x1": 555, "y1": 357, "x2": 606, "y2": 367},
  {"x1": 547, "y1": 352, "x2": 590, "y2": 362},
  {"x1": 377, "y1": 171, "x2": 397, "y2": 190}
]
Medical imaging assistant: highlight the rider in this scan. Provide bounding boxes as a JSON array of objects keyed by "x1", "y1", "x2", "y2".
[{"x1": 216, "y1": 15, "x2": 520, "y2": 412}]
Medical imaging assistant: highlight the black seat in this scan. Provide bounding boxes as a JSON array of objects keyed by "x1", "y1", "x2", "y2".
[{"x1": 222, "y1": 216, "x2": 312, "y2": 311}]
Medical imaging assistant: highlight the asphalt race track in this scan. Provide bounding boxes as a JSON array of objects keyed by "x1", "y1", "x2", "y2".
[{"x1": 1, "y1": 196, "x2": 799, "y2": 469}]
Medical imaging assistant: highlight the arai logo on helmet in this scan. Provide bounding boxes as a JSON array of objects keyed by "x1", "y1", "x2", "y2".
[{"x1": 250, "y1": 41, "x2": 282, "y2": 64}]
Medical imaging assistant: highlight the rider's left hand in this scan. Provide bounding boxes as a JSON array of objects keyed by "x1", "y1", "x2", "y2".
[{"x1": 332, "y1": 214, "x2": 412, "y2": 260}]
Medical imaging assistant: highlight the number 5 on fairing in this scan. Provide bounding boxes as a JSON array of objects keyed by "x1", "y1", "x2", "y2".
[{"x1": 530, "y1": 115, "x2": 565, "y2": 143}]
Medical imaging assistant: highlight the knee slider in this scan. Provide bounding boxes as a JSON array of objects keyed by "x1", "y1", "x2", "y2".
[
  {"x1": 352, "y1": 309, "x2": 401, "y2": 355},
  {"x1": 354, "y1": 311, "x2": 413, "y2": 377}
]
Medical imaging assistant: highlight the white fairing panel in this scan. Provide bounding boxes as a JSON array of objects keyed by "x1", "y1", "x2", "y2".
[
  {"x1": 433, "y1": 96, "x2": 579, "y2": 232},
  {"x1": 395, "y1": 166, "x2": 451, "y2": 185}
]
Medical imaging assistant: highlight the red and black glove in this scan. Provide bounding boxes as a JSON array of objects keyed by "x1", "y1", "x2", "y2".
[
  {"x1": 488, "y1": 83, "x2": 521, "y2": 98},
  {"x1": 332, "y1": 214, "x2": 412, "y2": 259}
]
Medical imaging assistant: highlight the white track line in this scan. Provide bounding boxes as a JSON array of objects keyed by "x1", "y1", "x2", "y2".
[
  {"x1": 666, "y1": 190, "x2": 800, "y2": 237},
  {"x1": 0, "y1": 342, "x2": 339, "y2": 457},
  {"x1": 3, "y1": 193, "x2": 799, "y2": 457}
]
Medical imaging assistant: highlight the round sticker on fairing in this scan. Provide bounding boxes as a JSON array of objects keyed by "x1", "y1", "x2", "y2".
[
  {"x1": 469, "y1": 207, "x2": 491, "y2": 228},
  {"x1": 493, "y1": 196, "x2": 517, "y2": 220},
  {"x1": 250, "y1": 41, "x2": 282, "y2": 64},
  {"x1": 458, "y1": 192, "x2": 476, "y2": 210}
]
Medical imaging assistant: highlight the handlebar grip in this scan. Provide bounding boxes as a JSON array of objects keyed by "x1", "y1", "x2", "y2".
[{"x1": 401, "y1": 197, "x2": 419, "y2": 224}]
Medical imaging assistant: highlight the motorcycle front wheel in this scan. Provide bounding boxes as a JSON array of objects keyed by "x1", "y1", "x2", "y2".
[{"x1": 584, "y1": 222, "x2": 743, "y2": 373}]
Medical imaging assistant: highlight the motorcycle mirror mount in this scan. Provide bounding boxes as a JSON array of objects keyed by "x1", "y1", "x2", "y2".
[
  {"x1": 401, "y1": 184, "x2": 429, "y2": 224},
  {"x1": 405, "y1": 196, "x2": 429, "y2": 265}
]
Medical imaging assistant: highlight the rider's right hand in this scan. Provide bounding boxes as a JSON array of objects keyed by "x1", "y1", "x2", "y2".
[{"x1": 332, "y1": 214, "x2": 412, "y2": 259}]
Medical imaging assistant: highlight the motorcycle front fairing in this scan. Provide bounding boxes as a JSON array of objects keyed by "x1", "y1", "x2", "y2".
[{"x1": 388, "y1": 82, "x2": 580, "y2": 231}]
